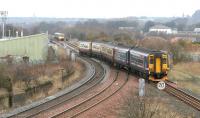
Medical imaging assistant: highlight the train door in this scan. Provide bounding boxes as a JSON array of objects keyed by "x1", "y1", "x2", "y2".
[
  {"x1": 162, "y1": 54, "x2": 168, "y2": 71},
  {"x1": 155, "y1": 58, "x2": 161, "y2": 73},
  {"x1": 149, "y1": 55, "x2": 154, "y2": 72}
]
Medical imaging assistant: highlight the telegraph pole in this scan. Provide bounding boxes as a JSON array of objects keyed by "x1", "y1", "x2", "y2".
[{"x1": 0, "y1": 11, "x2": 8, "y2": 39}]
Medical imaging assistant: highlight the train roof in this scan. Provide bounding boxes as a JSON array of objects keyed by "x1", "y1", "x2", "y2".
[
  {"x1": 92, "y1": 41, "x2": 104, "y2": 45},
  {"x1": 114, "y1": 44, "x2": 130, "y2": 51},
  {"x1": 101, "y1": 42, "x2": 115, "y2": 47},
  {"x1": 132, "y1": 47, "x2": 161, "y2": 53},
  {"x1": 79, "y1": 40, "x2": 92, "y2": 43}
]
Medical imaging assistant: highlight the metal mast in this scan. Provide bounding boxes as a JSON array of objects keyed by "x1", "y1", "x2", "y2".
[{"x1": 0, "y1": 11, "x2": 8, "y2": 39}]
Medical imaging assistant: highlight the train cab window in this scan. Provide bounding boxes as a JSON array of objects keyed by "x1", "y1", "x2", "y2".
[
  {"x1": 162, "y1": 58, "x2": 167, "y2": 64},
  {"x1": 150, "y1": 56, "x2": 154, "y2": 64}
]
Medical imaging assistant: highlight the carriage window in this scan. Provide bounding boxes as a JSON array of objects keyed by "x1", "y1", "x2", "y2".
[
  {"x1": 115, "y1": 51, "x2": 126, "y2": 60},
  {"x1": 130, "y1": 55, "x2": 143, "y2": 66}
]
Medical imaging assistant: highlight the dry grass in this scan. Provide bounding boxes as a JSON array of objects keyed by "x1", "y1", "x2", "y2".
[
  {"x1": 168, "y1": 62, "x2": 200, "y2": 96},
  {"x1": 62, "y1": 61, "x2": 85, "y2": 88},
  {"x1": 0, "y1": 43, "x2": 87, "y2": 112},
  {"x1": 171, "y1": 62, "x2": 200, "y2": 75},
  {"x1": 117, "y1": 88, "x2": 195, "y2": 118},
  {"x1": 0, "y1": 88, "x2": 8, "y2": 97},
  {"x1": 27, "y1": 60, "x2": 85, "y2": 102}
]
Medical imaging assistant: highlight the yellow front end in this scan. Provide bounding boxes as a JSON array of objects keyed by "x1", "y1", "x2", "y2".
[
  {"x1": 162, "y1": 54, "x2": 169, "y2": 72},
  {"x1": 148, "y1": 54, "x2": 168, "y2": 81}
]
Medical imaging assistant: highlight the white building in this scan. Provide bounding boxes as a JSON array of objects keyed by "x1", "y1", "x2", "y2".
[
  {"x1": 149, "y1": 25, "x2": 177, "y2": 34},
  {"x1": 118, "y1": 27, "x2": 135, "y2": 30},
  {"x1": 194, "y1": 28, "x2": 200, "y2": 33}
]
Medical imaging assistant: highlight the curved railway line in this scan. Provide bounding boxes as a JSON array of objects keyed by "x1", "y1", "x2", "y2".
[
  {"x1": 7, "y1": 58, "x2": 106, "y2": 118},
  {"x1": 67, "y1": 41, "x2": 200, "y2": 113},
  {"x1": 151, "y1": 80, "x2": 200, "y2": 112},
  {"x1": 49, "y1": 71, "x2": 129, "y2": 118},
  {"x1": 68, "y1": 40, "x2": 200, "y2": 113},
  {"x1": 164, "y1": 81, "x2": 200, "y2": 111},
  {"x1": 3, "y1": 40, "x2": 200, "y2": 118}
]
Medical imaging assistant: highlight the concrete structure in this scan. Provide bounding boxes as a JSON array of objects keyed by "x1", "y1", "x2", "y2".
[
  {"x1": 0, "y1": 33, "x2": 48, "y2": 61},
  {"x1": 149, "y1": 25, "x2": 177, "y2": 34}
]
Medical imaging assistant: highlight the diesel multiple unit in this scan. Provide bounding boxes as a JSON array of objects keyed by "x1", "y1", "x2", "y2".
[
  {"x1": 79, "y1": 41, "x2": 169, "y2": 81},
  {"x1": 54, "y1": 33, "x2": 65, "y2": 41}
]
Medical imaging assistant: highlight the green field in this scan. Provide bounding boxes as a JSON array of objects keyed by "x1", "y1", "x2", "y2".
[{"x1": 0, "y1": 33, "x2": 48, "y2": 61}]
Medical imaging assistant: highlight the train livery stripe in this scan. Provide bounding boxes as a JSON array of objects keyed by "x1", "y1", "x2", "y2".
[{"x1": 156, "y1": 58, "x2": 161, "y2": 73}]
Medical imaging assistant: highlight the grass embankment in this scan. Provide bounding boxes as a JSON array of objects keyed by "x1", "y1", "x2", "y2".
[
  {"x1": 0, "y1": 44, "x2": 86, "y2": 112},
  {"x1": 117, "y1": 84, "x2": 197, "y2": 118},
  {"x1": 168, "y1": 62, "x2": 200, "y2": 95},
  {"x1": 13, "y1": 60, "x2": 85, "y2": 104}
]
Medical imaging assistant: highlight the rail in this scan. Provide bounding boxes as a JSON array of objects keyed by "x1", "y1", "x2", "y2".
[
  {"x1": 165, "y1": 82, "x2": 200, "y2": 111},
  {"x1": 50, "y1": 71, "x2": 129, "y2": 118}
]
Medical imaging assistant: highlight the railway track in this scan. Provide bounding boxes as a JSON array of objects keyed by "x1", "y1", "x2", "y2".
[
  {"x1": 8, "y1": 58, "x2": 106, "y2": 118},
  {"x1": 151, "y1": 80, "x2": 200, "y2": 111},
  {"x1": 164, "y1": 81, "x2": 200, "y2": 111},
  {"x1": 67, "y1": 42, "x2": 78, "y2": 50},
  {"x1": 49, "y1": 71, "x2": 128, "y2": 118}
]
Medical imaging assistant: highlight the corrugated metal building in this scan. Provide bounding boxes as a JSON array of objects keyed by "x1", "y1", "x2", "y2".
[{"x1": 0, "y1": 33, "x2": 48, "y2": 61}]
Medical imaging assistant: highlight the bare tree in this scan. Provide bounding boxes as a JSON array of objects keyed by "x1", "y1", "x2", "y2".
[
  {"x1": 46, "y1": 46, "x2": 57, "y2": 62},
  {"x1": 118, "y1": 90, "x2": 180, "y2": 118}
]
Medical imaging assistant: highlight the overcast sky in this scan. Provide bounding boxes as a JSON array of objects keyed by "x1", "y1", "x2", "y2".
[{"x1": 0, "y1": 0, "x2": 199, "y2": 18}]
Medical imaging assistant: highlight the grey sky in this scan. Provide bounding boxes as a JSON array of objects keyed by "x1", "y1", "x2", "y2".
[{"x1": 0, "y1": 0, "x2": 199, "y2": 18}]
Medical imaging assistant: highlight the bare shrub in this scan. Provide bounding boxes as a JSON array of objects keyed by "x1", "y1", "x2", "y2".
[
  {"x1": 118, "y1": 90, "x2": 179, "y2": 118},
  {"x1": 0, "y1": 64, "x2": 12, "y2": 92},
  {"x1": 140, "y1": 37, "x2": 170, "y2": 50},
  {"x1": 58, "y1": 58, "x2": 74, "y2": 77},
  {"x1": 46, "y1": 46, "x2": 57, "y2": 62}
]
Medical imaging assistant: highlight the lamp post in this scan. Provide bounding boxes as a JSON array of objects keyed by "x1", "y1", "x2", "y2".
[
  {"x1": 8, "y1": 30, "x2": 11, "y2": 39},
  {"x1": 0, "y1": 11, "x2": 8, "y2": 39},
  {"x1": 8, "y1": 77, "x2": 13, "y2": 108},
  {"x1": 60, "y1": 68, "x2": 64, "y2": 88}
]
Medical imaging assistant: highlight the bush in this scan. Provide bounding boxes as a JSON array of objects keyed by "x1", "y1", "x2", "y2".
[
  {"x1": 46, "y1": 46, "x2": 57, "y2": 62},
  {"x1": 0, "y1": 65, "x2": 12, "y2": 91},
  {"x1": 118, "y1": 90, "x2": 178, "y2": 118}
]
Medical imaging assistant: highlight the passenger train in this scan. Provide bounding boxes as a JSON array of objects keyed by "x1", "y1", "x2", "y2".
[
  {"x1": 54, "y1": 33, "x2": 65, "y2": 41},
  {"x1": 78, "y1": 40, "x2": 170, "y2": 81}
]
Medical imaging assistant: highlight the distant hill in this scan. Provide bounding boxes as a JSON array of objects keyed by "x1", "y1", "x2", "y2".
[
  {"x1": 7, "y1": 17, "x2": 89, "y2": 25},
  {"x1": 188, "y1": 10, "x2": 200, "y2": 25}
]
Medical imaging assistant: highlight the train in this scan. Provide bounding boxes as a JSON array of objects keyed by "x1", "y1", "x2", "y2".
[
  {"x1": 78, "y1": 40, "x2": 170, "y2": 82},
  {"x1": 54, "y1": 33, "x2": 65, "y2": 41}
]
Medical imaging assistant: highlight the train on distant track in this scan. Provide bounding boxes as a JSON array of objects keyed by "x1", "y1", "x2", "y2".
[
  {"x1": 54, "y1": 33, "x2": 65, "y2": 41},
  {"x1": 78, "y1": 40, "x2": 170, "y2": 82}
]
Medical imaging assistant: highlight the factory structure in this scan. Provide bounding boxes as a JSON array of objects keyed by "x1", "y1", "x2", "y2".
[{"x1": 0, "y1": 33, "x2": 49, "y2": 62}]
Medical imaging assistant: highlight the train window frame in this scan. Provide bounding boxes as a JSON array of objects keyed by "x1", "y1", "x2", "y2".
[
  {"x1": 162, "y1": 58, "x2": 167, "y2": 64},
  {"x1": 150, "y1": 56, "x2": 154, "y2": 64},
  {"x1": 115, "y1": 50, "x2": 127, "y2": 61}
]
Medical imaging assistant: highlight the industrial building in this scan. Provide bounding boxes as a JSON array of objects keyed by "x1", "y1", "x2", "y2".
[{"x1": 0, "y1": 33, "x2": 48, "y2": 62}]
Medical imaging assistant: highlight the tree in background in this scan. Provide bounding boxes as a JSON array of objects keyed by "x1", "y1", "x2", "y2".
[
  {"x1": 143, "y1": 21, "x2": 155, "y2": 32},
  {"x1": 165, "y1": 21, "x2": 176, "y2": 28}
]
